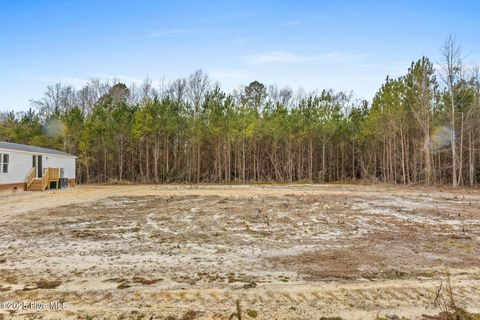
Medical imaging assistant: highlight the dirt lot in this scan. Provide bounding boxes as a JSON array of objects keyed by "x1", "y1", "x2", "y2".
[{"x1": 0, "y1": 184, "x2": 479, "y2": 319}]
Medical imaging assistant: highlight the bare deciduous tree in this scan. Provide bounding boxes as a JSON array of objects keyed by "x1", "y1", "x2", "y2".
[{"x1": 440, "y1": 35, "x2": 463, "y2": 187}]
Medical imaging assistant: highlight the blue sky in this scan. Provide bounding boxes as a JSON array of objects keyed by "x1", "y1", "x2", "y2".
[{"x1": 1, "y1": 0, "x2": 479, "y2": 112}]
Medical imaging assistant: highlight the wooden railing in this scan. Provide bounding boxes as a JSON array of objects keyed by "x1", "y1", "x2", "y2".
[
  {"x1": 26, "y1": 167, "x2": 36, "y2": 189},
  {"x1": 48, "y1": 167, "x2": 60, "y2": 181},
  {"x1": 41, "y1": 168, "x2": 50, "y2": 190},
  {"x1": 27, "y1": 167, "x2": 61, "y2": 191}
]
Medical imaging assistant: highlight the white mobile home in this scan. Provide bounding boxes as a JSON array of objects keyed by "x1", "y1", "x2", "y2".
[{"x1": 0, "y1": 141, "x2": 76, "y2": 191}]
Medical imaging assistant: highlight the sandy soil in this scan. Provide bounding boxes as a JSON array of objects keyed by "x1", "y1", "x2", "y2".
[{"x1": 0, "y1": 184, "x2": 479, "y2": 319}]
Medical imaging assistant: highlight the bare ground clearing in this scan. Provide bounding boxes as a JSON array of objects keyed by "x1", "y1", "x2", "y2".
[{"x1": 0, "y1": 184, "x2": 479, "y2": 319}]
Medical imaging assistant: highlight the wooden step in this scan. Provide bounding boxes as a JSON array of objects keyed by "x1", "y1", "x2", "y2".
[
  {"x1": 26, "y1": 168, "x2": 61, "y2": 191},
  {"x1": 28, "y1": 179, "x2": 45, "y2": 191}
]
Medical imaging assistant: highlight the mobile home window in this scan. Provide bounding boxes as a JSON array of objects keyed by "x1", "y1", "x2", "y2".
[{"x1": 2, "y1": 153, "x2": 8, "y2": 173}]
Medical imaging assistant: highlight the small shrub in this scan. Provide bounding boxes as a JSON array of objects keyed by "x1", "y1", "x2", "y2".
[
  {"x1": 425, "y1": 273, "x2": 480, "y2": 320},
  {"x1": 247, "y1": 309, "x2": 257, "y2": 318}
]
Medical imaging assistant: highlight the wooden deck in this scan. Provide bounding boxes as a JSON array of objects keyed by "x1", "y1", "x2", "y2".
[{"x1": 26, "y1": 167, "x2": 60, "y2": 191}]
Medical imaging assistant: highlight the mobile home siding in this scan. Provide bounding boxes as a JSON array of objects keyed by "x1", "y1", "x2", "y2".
[
  {"x1": 0, "y1": 147, "x2": 76, "y2": 186},
  {"x1": 0, "y1": 150, "x2": 32, "y2": 185},
  {"x1": 44, "y1": 154, "x2": 76, "y2": 179}
]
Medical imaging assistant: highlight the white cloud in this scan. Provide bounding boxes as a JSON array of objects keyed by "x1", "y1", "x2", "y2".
[{"x1": 244, "y1": 51, "x2": 367, "y2": 65}]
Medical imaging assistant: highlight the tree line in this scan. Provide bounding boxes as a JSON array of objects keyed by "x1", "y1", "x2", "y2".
[{"x1": 1, "y1": 37, "x2": 479, "y2": 186}]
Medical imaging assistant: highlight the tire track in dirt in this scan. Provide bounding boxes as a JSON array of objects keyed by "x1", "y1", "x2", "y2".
[{"x1": 2, "y1": 279, "x2": 480, "y2": 319}]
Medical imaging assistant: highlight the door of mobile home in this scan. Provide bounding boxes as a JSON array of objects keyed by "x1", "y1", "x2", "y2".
[{"x1": 32, "y1": 155, "x2": 43, "y2": 178}]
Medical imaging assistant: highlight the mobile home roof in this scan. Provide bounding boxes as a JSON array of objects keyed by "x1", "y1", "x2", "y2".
[{"x1": 0, "y1": 141, "x2": 75, "y2": 157}]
